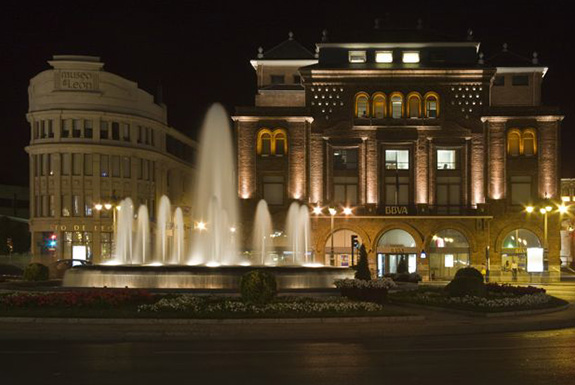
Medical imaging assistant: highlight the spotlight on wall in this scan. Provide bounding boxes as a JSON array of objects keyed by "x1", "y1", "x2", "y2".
[
  {"x1": 525, "y1": 206, "x2": 534, "y2": 213},
  {"x1": 559, "y1": 205, "x2": 568, "y2": 214},
  {"x1": 539, "y1": 208, "x2": 547, "y2": 214},
  {"x1": 343, "y1": 207, "x2": 353, "y2": 215},
  {"x1": 196, "y1": 221, "x2": 206, "y2": 231},
  {"x1": 545, "y1": 205, "x2": 553, "y2": 212},
  {"x1": 328, "y1": 208, "x2": 337, "y2": 216},
  {"x1": 312, "y1": 206, "x2": 323, "y2": 215}
]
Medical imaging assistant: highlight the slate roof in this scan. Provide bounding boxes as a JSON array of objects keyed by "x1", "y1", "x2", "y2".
[{"x1": 261, "y1": 37, "x2": 315, "y2": 60}]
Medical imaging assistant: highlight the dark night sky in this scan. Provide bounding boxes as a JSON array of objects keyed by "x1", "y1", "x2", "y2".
[{"x1": 1, "y1": 0, "x2": 574, "y2": 186}]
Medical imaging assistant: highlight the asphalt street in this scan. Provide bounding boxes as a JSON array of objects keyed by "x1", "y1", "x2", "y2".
[{"x1": 1, "y1": 327, "x2": 574, "y2": 385}]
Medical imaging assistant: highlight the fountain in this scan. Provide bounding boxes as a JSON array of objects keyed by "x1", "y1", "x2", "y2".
[{"x1": 63, "y1": 104, "x2": 354, "y2": 290}]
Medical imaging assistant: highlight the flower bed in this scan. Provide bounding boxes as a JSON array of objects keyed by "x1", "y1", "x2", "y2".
[
  {"x1": 0, "y1": 289, "x2": 152, "y2": 308},
  {"x1": 389, "y1": 286, "x2": 567, "y2": 313},
  {"x1": 334, "y1": 278, "x2": 397, "y2": 304}
]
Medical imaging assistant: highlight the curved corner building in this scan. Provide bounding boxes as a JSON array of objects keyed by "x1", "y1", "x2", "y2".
[{"x1": 26, "y1": 55, "x2": 196, "y2": 264}]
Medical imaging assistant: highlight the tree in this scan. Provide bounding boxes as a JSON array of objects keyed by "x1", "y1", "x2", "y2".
[
  {"x1": 355, "y1": 244, "x2": 371, "y2": 281},
  {"x1": 397, "y1": 256, "x2": 409, "y2": 274}
]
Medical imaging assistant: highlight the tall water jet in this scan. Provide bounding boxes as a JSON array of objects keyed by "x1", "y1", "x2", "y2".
[
  {"x1": 134, "y1": 205, "x2": 150, "y2": 264},
  {"x1": 114, "y1": 198, "x2": 134, "y2": 264},
  {"x1": 172, "y1": 207, "x2": 185, "y2": 264},
  {"x1": 285, "y1": 202, "x2": 313, "y2": 265},
  {"x1": 252, "y1": 199, "x2": 273, "y2": 265},
  {"x1": 156, "y1": 195, "x2": 171, "y2": 264},
  {"x1": 191, "y1": 104, "x2": 239, "y2": 265}
]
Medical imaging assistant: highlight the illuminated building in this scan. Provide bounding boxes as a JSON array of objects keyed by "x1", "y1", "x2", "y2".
[{"x1": 234, "y1": 27, "x2": 563, "y2": 281}]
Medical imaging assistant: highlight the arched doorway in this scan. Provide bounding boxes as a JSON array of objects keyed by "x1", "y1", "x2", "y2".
[
  {"x1": 501, "y1": 229, "x2": 542, "y2": 275},
  {"x1": 376, "y1": 229, "x2": 418, "y2": 277},
  {"x1": 325, "y1": 229, "x2": 361, "y2": 267},
  {"x1": 428, "y1": 229, "x2": 470, "y2": 280}
]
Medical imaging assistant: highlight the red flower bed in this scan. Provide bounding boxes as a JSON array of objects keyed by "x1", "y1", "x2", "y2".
[
  {"x1": 0, "y1": 289, "x2": 153, "y2": 308},
  {"x1": 485, "y1": 283, "x2": 546, "y2": 296}
]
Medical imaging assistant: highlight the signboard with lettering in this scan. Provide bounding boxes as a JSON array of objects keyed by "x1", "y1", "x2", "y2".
[
  {"x1": 58, "y1": 71, "x2": 98, "y2": 91},
  {"x1": 383, "y1": 206, "x2": 413, "y2": 215}
]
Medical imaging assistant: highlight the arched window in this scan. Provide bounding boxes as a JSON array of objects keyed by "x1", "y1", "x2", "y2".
[
  {"x1": 428, "y1": 229, "x2": 470, "y2": 280},
  {"x1": 501, "y1": 229, "x2": 542, "y2": 274},
  {"x1": 424, "y1": 92, "x2": 440, "y2": 118},
  {"x1": 389, "y1": 92, "x2": 404, "y2": 119},
  {"x1": 355, "y1": 93, "x2": 369, "y2": 118},
  {"x1": 406, "y1": 92, "x2": 422, "y2": 118},
  {"x1": 273, "y1": 130, "x2": 288, "y2": 156},
  {"x1": 257, "y1": 130, "x2": 273, "y2": 156},
  {"x1": 376, "y1": 229, "x2": 418, "y2": 276},
  {"x1": 507, "y1": 129, "x2": 521, "y2": 157},
  {"x1": 325, "y1": 229, "x2": 362, "y2": 267},
  {"x1": 372, "y1": 93, "x2": 386, "y2": 118},
  {"x1": 522, "y1": 129, "x2": 537, "y2": 157}
]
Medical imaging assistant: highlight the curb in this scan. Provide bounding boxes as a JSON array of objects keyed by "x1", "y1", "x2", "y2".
[{"x1": 390, "y1": 301, "x2": 571, "y2": 318}]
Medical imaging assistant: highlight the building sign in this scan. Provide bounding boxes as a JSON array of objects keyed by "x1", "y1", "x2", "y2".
[
  {"x1": 59, "y1": 71, "x2": 97, "y2": 91},
  {"x1": 527, "y1": 247, "x2": 544, "y2": 272},
  {"x1": 50, "y1": 224, "x2": 113, "y2": 232},
  {"x1": 383, "y1": 206, "x2": 411, "y2": 215}
]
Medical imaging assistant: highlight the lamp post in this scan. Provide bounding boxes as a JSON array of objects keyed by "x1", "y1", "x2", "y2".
[{"x1": 328, "y1": 208, "x2": 337, "y2": 265}]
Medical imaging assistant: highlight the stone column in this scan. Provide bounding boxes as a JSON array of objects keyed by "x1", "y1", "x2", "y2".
[
  {"x1": 538, "y1": 120, "x2": 559, "y2": 199},
  {"x1": 365, "y1": 135, "x2": 378, "y2": 204},
  {"x1": 309, "y1": 133, "x2": 324, "y2": 204},
  {"x1": 470, "y1": 133, "x2": 485, "y2": 206},
  {"x1": 486, "y1": 119, "x2": 506, "y2": 200},
  {"x1": 415, "y1": 135, "x2": 429, "y2": 204}
]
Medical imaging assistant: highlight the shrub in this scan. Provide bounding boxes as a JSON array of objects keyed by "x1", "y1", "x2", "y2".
[
  {"x1": 23, "y1": 263, "x2": 49, "y2": 281},
  {"x1": 0, "y1": 264, "x2": 24, "y2": 277},
  {"x1": 445, "y1": 276, "x2": 486, "y2": 297},
  {"x1": 485, "y1": 283, "x2": 546, "y2": 296},
  {"x1": 240, "y1": 270, "x2": 277, "y2": 304},
  {"x1": 355, "y1": 244, "x2": 371, "y2": 281},
  {"x1": 408, "y1": 273, "x2": 422, "y2": 283},
  {"x1": 454, "y1": 267, "x2": 484, "y2": 283}
]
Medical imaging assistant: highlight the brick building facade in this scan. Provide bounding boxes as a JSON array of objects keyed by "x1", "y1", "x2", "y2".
[{"x1": 234, "y1": 28, "x2": 563, "y2": 282}]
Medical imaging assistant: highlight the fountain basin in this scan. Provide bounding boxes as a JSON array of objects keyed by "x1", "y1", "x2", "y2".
[{"x1": 63, "y1": 265, "x2": 355, "y2": 290}]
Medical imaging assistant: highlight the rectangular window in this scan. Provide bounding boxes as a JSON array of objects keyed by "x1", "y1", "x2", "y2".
[
  {"x1": 293, "y1": 75, "x2": 301, "y2": 84},
  {"x1": 111, "y1": 155, "x2": 121, "y2": 177},
  {"x1": 84, "y1": 120, "x2": 93, "y2": 138},
  {"x1": 137, "y1": 126, "x2": 143, "y2": 143},
  {"x1": 270, "y1": 75, "x2": 285, "y2": 84},
  {"x1": 123, "y1": 157, "x2": 131, "y2": 178},
  {"x1": 101, "y1": 233, "x2": 113, "y2": 259},
  {"x1": 384, "y1": 176, "x2": 409, "y2": 205},
  {"x1": 493, "y1": 75, "x2": 505, "y2": 86},
  {"x1": 72, "y1": 195, "x2": 80, "y2": 216},
  {"x1": 437, "y1": 150, "x2": 457, "y2": 170},
  {"x1": 33, "y1": 121, "x2": 39, "y2": 139},
  {"x1": 39, "y1": 121, "x2": 46, "y2": 138},
  {"x1": 47, "y1": 120, "x2": 54, "y2": 138},
  {"x1": 510, "y1": 176, "x2": 532, "y2": 205},
  {"x1": 402, "y1": 51, "x2": 420, "y2": 63},
  {"x1": 426, "y1": 100, "x2": 437, "y2": 118},
  {"x1": 391, "y1": 98, "x2": 402, "y2": 118},
  {"x1": 100, "y1": 155, "x2": 109, "y2": 177},
  {"x1": 385, "y1": 150, "x2": 409, "y2": 170},
  {"x1": 84, "y1": 154, "x2": 93, "y2": 176},
  {"x1": 512, "y1": 75, "x2": 529, "y2": 86},
  {"x1": 436, "y1": 176, "x2": 461, "y2": 214},
  {"x1": 40, "y1": 154, "x2": 48, "y2": 176},
  {"x1": 333, "y1": 176, "x2": 358, "y2": 205},
  {"x1": 150, "y1": 129, "x2": 155, "y2": 146},
  {"x1": 112, "y1": 122, "x2": 120, "y2": 140},
  {"x1": 61, "y1": 153, "x2": 71, "y2": 176},
  {"x1": 84, "y1": 195, "x2": 93, "y2": 217},
  {"x1": 61, "y1": 119, "x2": 71, "y2": 138},
  {"x1": 42, "y1": 195, "x2": 48, "y2": 217},
  {"x1": 348, "y1": 51, "x2": 366, "y2": 63},
  {"x1": 72, "y1": 153, "x2": 82, "y2": 176},
  {"x1": 100, "y1": 121, "x2": 109, "y2": 139},
  {"x1": 122, "y1": 123, "x2": 130, "y2": 141},
  {"x1": 143, "y1": 159, "x2": 149, "y2": 180},
  {"x1": 61, "y1": 195, "x2": 71, "y2": 217},
  {"x1": 333, "y1": 149, "x2": 358, "y2": 170},
  {"x1": 72, "y1": 119, "x2": 81, "y2": 137},
  {"x1": 263, "y1": 175, "x2": 284, "y2": 205},
  {"x1": 375, "y1": 51, "x2": 393, "y2": 63}
]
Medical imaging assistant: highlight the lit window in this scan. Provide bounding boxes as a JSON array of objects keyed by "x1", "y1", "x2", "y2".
[
  {"x1": 375, "y1": 51, "x2": 393, "y2": 63},
  {"x1": 372, "y1": 93, "x2": 386, "y2": 118},
  {"x1": 275, "y1": 132, "x2": 286, "y2": 156},
  {"x1": 437, "y1": 150, "x2": 457, "y2": 170},
  {"x1": 507, "y1": 131, "x2": 521, "y2": 157},
  {"x1": 385, "y1": 150, "x2": 409, "y2": 170},
  {"x1": 522, "y1": 130, "x2": 536, "y2": 156},
  {"x1": 260, "y1": 133, "x2": 271, "y2": 155},
  {"x1": 349, "y1": 51, "x2": 366, "y2": 63},
  {"x1": 355, "y1": 94, "x2": 369, "y2": 118},
  {"x1": 390, "y1": 94, "x2": 403, "y2": 118},
  {"x1": 402, "y1": 51, "x2": 420, "y2": 63},
  {"x1": 407, "y1": 93, "x2": 421, "y2": 118},
  {"x1": 424, "y1": 92, "x2": 440, "y2": 118}
]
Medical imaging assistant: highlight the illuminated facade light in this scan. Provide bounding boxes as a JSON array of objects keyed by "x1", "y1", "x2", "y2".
[
  {"x1": 104, "y1": 203, "x2": 112, "y2": 210},
  {"x1": 312, "y1": 206, "x2": 322, "y2": 215},
  {"x1": 559, "y1": 205, "x2": 568, "y2": 214},
  {"x1": 375, "y1": 51, "x2": 393, "y2": 63},
  {"x1": 402, "y1": 51, "x2": 420, "y2": 63},
  {"x1": 525, "y1": 206, "x2": 534, "y2": 213},
  {"x1": 539, "y1": 208, "x2": 546, "y2": 214},
  {"x1": 328, "y1": 208, "x2": 337, "y2": 216},
  {"x1": 230, "y1": 227, "x2": 236, "y2": 233},
  {"x1": 94, "y1": 203, "x2": 103, "y2": 211},
  {"x1": 348, "y1": 51, "x2": 366, "y2": 63},
  {"x1": 343, "y1": 207, "x2": 353, "y2": 215},
  {"x1": 545, "y1": 205, "x2": 552, "y2": 212},
  {"x1": 562, "y1": 196, "x2": 571, "y2": 202},
  {"x1": 196, "y1": 221, "x2": 206, "y2": 231}
]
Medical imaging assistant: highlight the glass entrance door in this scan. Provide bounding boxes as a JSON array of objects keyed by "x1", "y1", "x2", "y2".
[{"x1": 377, "y1": 253, "x2": 417, "y2": 277}]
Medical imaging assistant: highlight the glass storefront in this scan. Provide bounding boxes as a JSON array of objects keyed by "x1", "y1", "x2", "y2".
[
  {"x1": 325, "y1": 229, "x2": 361, "y2": 267},
  {"x1": 376, "y1": 229, "x2": 418, "y2": 277},
  {"x1": 62, "y1": 231, "x2": 93, "y2": 261},
  {"x1": 501, "y1": 229, "x2": 542, "y2": 275},
  {"x1": 428, "y1": 229, "x2": 469, "y2": 280}
]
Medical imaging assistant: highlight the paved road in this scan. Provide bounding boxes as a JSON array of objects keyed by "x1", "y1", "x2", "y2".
[
  {"x1": 544, "y1": 284, "x2": 575, "y2": 303},
  {"x1": 1, "y1": 328, "x2": 574, "y2": 385}
]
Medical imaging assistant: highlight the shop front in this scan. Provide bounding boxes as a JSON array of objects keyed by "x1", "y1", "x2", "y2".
[
  {"x1": 376, "y1": 229, "x2": 418, "y2": 277},
  {"x1": 428, "y1": 229, "x2": 470, "y2": 280}
]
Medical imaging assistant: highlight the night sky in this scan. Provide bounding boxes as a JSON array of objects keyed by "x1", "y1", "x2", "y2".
[{"x1": 1, "y1": 0, "x2": 574, "y2": 186}]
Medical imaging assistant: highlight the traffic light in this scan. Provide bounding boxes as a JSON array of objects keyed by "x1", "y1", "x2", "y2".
[
  {"x1": 351, "y1": 235, "x2": 359, "y2": 249},
  {"x1": 46, "y1": 233, "x2": 57, "y2": 251}
]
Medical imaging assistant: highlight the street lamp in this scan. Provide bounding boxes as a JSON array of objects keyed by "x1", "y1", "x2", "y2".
[{"x1": 329, "y1": 208, "x2": 337, "y2": 264}]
